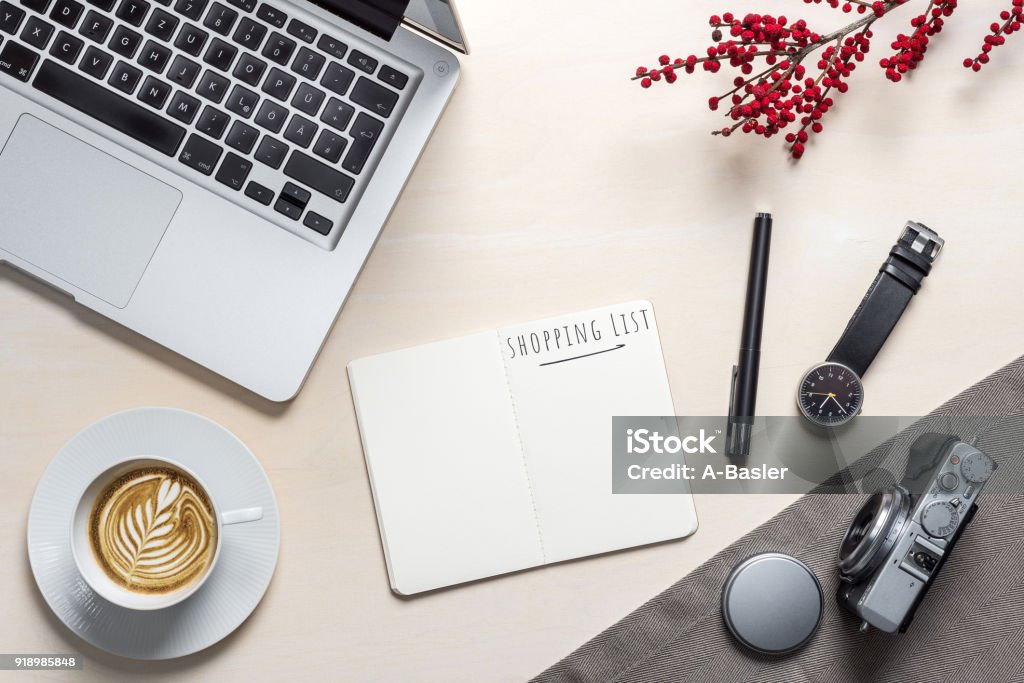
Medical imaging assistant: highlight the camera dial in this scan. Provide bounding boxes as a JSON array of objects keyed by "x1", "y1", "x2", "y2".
[
  {"x1": 921, "y1": 500, "x2": 959, "y2": 538},
  {"x1": 960, "y1": 452, "x2": 995, "y2": 484}
]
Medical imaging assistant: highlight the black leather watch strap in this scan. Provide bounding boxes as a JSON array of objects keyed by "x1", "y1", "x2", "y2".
[{"x1": 827, "y1": 222, "x2": 944, "y2": 378}]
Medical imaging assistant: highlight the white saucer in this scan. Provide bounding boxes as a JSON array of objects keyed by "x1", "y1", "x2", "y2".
[{"x1": 27, "y1": 408, "x2": 280, "y2": 660}]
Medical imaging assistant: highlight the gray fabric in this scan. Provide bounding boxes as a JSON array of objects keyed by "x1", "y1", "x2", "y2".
[{"x1": 534, "y1": 357, "x2": 1024, "y2": 683}]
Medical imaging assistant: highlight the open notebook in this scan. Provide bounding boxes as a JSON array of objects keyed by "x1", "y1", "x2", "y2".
[{"x1": 348, "y1": 301, "x2": 698, "y2": 594}]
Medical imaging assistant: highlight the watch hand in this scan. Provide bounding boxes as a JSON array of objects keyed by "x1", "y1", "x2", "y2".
[{"x1": 828, "y1": 395, "x2": 847, "y2": 413}]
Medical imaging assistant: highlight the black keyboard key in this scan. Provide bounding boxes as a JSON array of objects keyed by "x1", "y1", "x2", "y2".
[
  {"x1": 137, "y1": 38, "x2": 169, "y2": 72},
  {"x1": 1, "y1": 1, "x2": 25, "y2": 34},
  {"x1": 167, "y1": 52, "x2": 197, "y2": 85},
  {"x1": 244, "y1": 180, "x2": 273, "y2": 205},
  {"x1": 342, "y1": 112, "x2": 382, "y2": 174},
  {"x1": 279, "y1": 181, "x2": 308, "y2": 207},
  {"x1": 195, "y1": 67, "x2": 227, "y2": 101},
  {"x1": 144, "y1": 8, "x2": 177, "y2": 40},
  {"x1": 230, "y1": 15, "x2": 261, "y2": 49},
  {"x1": 284, "y1": 151, "x2": 352, "y2": 202},
  {"x1": 260, "y1": 65, "x2": 292, "y2": 99},
  {"x1": 202, "y1": 35, "x2": 233, "y2": 70},
  {"x1": 312, "y1": 128, "x2": 344, "y2": 163},
  {"x1": 315, "y1": 33, "x2": 344, "y2": 59},
  {"x1": 48, "y1": 30, "x2": 81, "y2": 63},
  {"x1": 224, "y1": 118, "x2": 257, "y2": 152},
  {"x1": 319, "y1": 60, "x2": 351, "y2": 96},
  {"x1": 137, "y1": 73, "x2": 169, "y2": 106},
  {"x1": 166, "y1": 88, "x2": 199, "y2": 122},
  {"x1": 0, "y1": 39, "x2": 37, "y2": 79},
  {"x1": 253, "y1": 134, "x2": 285, "y2": 168},
  {"x1": 109, "y1": 25, "x2": 141, "y2": 57},
  {"x1": 178, "y1": 131, "x2": 220, "y2": 173},
  {"x1": 347, "y1": 48, "x2": 374, "y2": 74},
  {"x1": 224, "y1": 82, "x2": 256, "y2": 117},
  {"x1": 78, "y1": 10, "x2": 110, "y2": 42},
  {"x1": 290, "y1": 45, "x2": 321, "y2": 79},
  {"x1": 259, "y1": 30, "x2": 291, "y2": 64},
  {"x1": 215, "y1": 150, "x2": 250, "y2": 190},
  {"x1": 319, "y1": 96, "x2": 352, "y2": 132},
  {"x1": 274, "y1": 196, "x2": 300, "y2": 220},
  {"x1": 285, "y1": 16, "x2": 312, "y2": 43},
  {"x1": 22, "y1": 16, "x2": 54, "y2": 48},
  {"x1": 85, "y1": 0, "x2": 112, "y2": 9},
  {"x1": 49, "y1": 0, "x2": 81, "y2": 28},
  {"x1": 254, "y1": 2, "x2": 283, "y2": 27},
  {"x1": 78, "y1": 44, "x2": 110, "y2": 77},
  {"x1": 291, "y1": 81, "x2": 322, "y2": 115},
  {"x1": 378, "y1": 64, "x2": 406, "y2": 90},
  {"x1": 172, "y1": 0, "x2": 204, "y2": 21},
  {"x1": 224, "y1": 0, "x2": 250, "y2": 11},
  {"x1": 195, "y1": 103, "x2": 228, "y2": 137},
  {"x1": 34, "y1": 60, "x2": 185, "y2": 153},
  {"x1": 283, "y1": 113, "x2": 315, "y2": 148},
  {"x1": 303, "y1": 211, "x2": 331, "y2": 235},
  {"x1": 108, "y1": 58, "x2": 139, "y2": 91},
  {"x1": 115, "y1": 0, "x2": 149, "y2": 27},
  {"x1": 202, "y1": 2, "x2": 234, "y2": 35},
  {"x1": 21, "y1": 0, "x2": 50, "y2": 13},
  {"x1": 230, "y1": 50, "x2": 261, "y2": 84},
  {"x1": 253, "y1": 97, "x2": 284, "y2": 132},
  {"x1": 173, "y1": 21, "x2": 204, "y2": 55},
  {"x1": 350, "y1": 76, "x2": 396, "y2": 118}
]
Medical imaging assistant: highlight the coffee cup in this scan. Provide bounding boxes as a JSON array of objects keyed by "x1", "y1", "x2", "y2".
[{"x1": 71, "y1": 456, "x2": 263, "y2": 611}]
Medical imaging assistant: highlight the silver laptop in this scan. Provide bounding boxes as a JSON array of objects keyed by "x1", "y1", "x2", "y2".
[{"x1": 0, "y1": 0, "x2": 464, "y2": 400}]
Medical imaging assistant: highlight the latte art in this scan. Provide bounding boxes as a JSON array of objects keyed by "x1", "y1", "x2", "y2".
[{"x1": 89, "y1": 466, "x2": 217, "y2": 594}]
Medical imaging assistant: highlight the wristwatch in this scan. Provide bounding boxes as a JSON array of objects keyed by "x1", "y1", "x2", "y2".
[{"x1": 796, "y1": 222, "x2": 944, "y2": 427}]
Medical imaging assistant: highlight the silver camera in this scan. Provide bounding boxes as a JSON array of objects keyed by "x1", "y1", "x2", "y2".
[{"x1": 836, "y1": 433, "x2": 996, "y2": 633}]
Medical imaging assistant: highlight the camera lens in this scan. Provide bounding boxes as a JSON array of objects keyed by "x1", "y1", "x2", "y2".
[{"x1": 838, "y1": 488, "x2": 909, "y2": 582}]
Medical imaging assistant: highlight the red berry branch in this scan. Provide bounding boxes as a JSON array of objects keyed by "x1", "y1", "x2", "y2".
[{"x1": 635, "y1": 1, "x2": 1021, "y2": 158}]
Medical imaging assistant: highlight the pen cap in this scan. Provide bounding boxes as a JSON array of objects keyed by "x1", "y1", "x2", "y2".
[{"x1": 740, "y1": 213, "x2": 772, "y2": 352}]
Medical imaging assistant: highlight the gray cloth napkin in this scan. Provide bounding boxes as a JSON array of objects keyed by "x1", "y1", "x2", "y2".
[{"x1": 534, "y1": 357, "x2": 1024, "y2": 683}]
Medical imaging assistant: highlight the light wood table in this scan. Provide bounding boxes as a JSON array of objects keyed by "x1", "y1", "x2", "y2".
[{"x1": 2, "y1": 1, "x2": 1022, "y2": 680}]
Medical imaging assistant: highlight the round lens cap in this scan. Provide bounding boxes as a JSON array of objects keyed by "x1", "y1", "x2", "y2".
[{"x1": 721, "y1": 552, "x2": 823, "y2": 655}]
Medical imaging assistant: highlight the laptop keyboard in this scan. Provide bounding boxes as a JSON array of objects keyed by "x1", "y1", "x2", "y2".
[{"x1": 0, "y1": 0, "x2": 416, "y2": 248}]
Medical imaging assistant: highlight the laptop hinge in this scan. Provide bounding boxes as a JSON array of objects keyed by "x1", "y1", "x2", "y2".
[{"x1": 309, "y1": 0, "x2": 410, "y2": 42}]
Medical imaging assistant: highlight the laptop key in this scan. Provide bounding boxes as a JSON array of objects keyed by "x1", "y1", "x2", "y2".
[
  {"x1": 49, "y1": 0, "x2": 81, "y2": 29},
  {"x1": 78, "y1": 44, "x2": 111, "y2": 77},
  {"x1": 260, "y1": 65, "x2": 293, "y2": 99},
  {"x1": 283, "y1": 112, "x2": 315, "y2": 148},
  {"x1": 22, "y1": 16, "x2": 54, "y2": 48},
  {"x1": 20, "y1": 0, "x2": 50, "y2": 13},
  {"x1": 230, "y1": 15, "x2": 262, "y2": 50},
  {"x1": 231, "y1": 50, "x2": 262, "y2": 84},
  {"x1": 224, "y1": 82, "x2": 256, "y2": 117},
  {"x1": 196, "y1": 67, "x2": 227, "y2": 101},
  {"x1": 49, "y1": 30, "x2": 81, "y2": 63},
  {"x1": 291, "y1": 81, "x2": 323, "y2": 116},
  {"x1": 0, "y1": 39, "x2": 37, "y2": 80},
  {"x1": 273, "y1": 196, "x2": 300, "y2": 220},
  {"x1": 303, "y1": 211, "x2": 332, "y2": 235},
  {"x1": 315, "y1": 33, "x2": 344, "y2": 59},
  {"x1": 319, "y1": 61, "x2": 352, "y2": 96},
  {"x1": 172, "y1": 0, "x2": 204, "y2": 21},
  {"x1": 378, "y1": 64, "x2": 407, "y2": 90},
  {"x1": 173, "y1": 21, "x2": 205, "y2": 55},
  {"x1": 260, "y1": 31, "x2": 292, "y2": 64},
  {"x1": 115, "y1": 0, "x2": 149, "y2": 27},
  {"x1": 351, "y1": 76, "x2": 397, "y2": 118},
  {"x1": 342, "y1": 112, "x2": 383, "y2": 175},
  {"x1": 312, "y1": 128, "x2": 344, "y2": 163},
  {"x1": 346, "y1": 48, "x2": 375, "y2": 74},
  {"x1": 109, "y1": 25, "x2": 141, "y2": 57},
  {"x1": 202, "y1": 2, "x2": 235, "y2": 35},
  {"x1": 290, "y1": 45, "x2": 322, "y2": 79},
  {"x1": 78, "y1": 10, "x2": 110, "y2": 43},
  {"x1": 253, "y1": 98, "x2": 285, "y2": 132},
  {"x1": 178, "y1": 132, "x2": 221, "y2": 174},
  {"x1": 225, "y1": 118, "x2": 257, "y2": 152},
  {"x1": 244, "y1": 180, "x2": 273, "y2": 205},
  {"x1": 254, "y1": 2, "x2": 283, "y2": 28},
  {"x1": 224, "y1": 0, "x2": 251, "y2": 11},
  {"x1": 319, "y1": 96, "x2": 353, "y2": 132},
  {"x1": 33, "y1": 59, "x2": 185, "y2": 153},
  {"x1": 1, "y1": 1, "x2": 25, "y2": 34},
  {"x1": 144, "y1": 8, "x2": 177, "y2": 41},
  {"x1": 279, "y1": 181, "x2": 308, "y2": 207},
  {"x1": 167, "y1": 53, "x2": 198, "y2": 85},
  {"x1": 85, "y1": 0, "x2": 111, "y2": 9},
  {"x1": 166, "y1": 88, "x2": 199, "y2": 122},
  {"x1": 195, "y1": 103, "x2": 229, "y2": 138},
  {"x1": 214, "y1": 151, "x2": 251, "y2": 190},
  {"x1": 108, "y1": 58, "x2": 140, "y2": 92},
  {"x1": 202, "y1": 35, "x2": 234, "y2": 70},
  {"x1": 284, "y1": 16, "x2": 312, "y2": 43},
  {"x1": 254, "y1": 135, "x2": 287, "y2": 168},
  {"x1": 137, "y1": 38, "x2": 170, "y2": 72},
  {"x1": 284, "y1": 151, "x2": 353, "y2": 203},
  {"x1": 137, "y1": 73, "x2": 170, "y2": 107}
]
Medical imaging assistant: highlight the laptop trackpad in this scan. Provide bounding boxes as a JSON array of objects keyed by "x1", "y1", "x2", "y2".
[{"x1": 0, "y1": 115, "x2": 181, "y2": 309}]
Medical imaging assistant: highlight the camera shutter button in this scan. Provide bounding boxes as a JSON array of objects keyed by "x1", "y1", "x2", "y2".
[{"x1": 939, "y1": 472, "x2": 959, "y2": 491}]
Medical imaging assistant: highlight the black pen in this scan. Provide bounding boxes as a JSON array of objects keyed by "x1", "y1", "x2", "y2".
[{"x1": 727, "y1": 212, "x2": 773, "y2": 457}]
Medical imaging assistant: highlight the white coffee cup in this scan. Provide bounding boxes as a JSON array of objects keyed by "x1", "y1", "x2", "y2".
[{"x1": 71, "y1": 456, "x2": 263, "y2": 611}]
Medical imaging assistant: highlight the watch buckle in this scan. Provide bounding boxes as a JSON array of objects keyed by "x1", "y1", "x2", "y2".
[{"x1": 902, "y1": 221, "x2": 944, "y2": 259}]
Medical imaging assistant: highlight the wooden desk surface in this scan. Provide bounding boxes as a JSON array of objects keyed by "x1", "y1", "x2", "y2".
[{"x1": 2, "y1": 1, "x2": 1022, "y2": 680}]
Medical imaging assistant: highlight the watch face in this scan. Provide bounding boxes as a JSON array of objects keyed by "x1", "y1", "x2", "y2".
[{"x1": 797, "y1": 362, "x2": 864, "y2": 426}]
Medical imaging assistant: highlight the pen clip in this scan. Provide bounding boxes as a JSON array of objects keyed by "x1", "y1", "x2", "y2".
[{"x1": 727, "y1": 364, "x2": 739, "y2": 424}]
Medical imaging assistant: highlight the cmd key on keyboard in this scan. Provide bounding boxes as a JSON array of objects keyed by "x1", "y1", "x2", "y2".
[{"x1": 0, "y1": 39, "x2": 39, "y2": 80}]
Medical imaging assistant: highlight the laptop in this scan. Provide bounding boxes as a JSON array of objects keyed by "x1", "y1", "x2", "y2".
[{"x1": 0, "y1": 0, "x2": 465, "y2": 400}]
